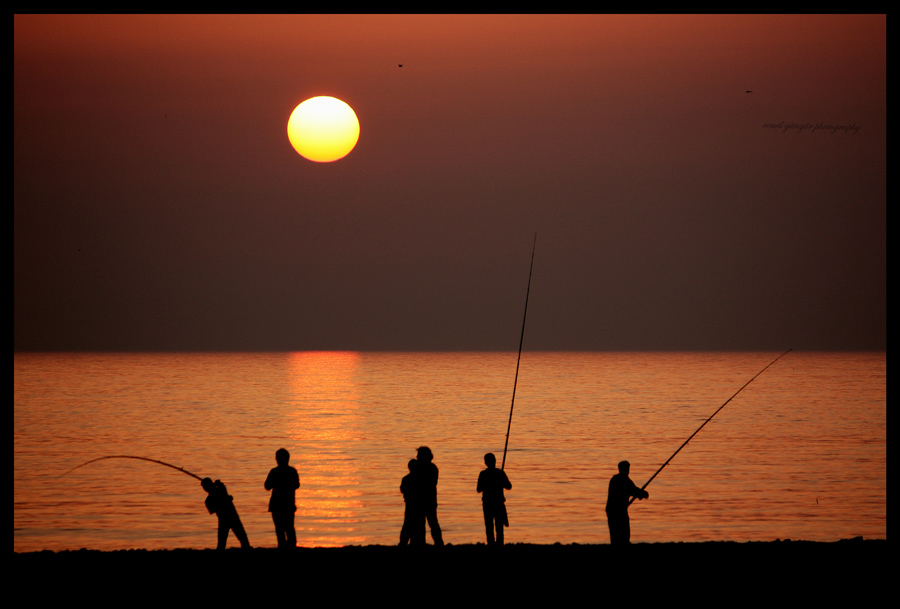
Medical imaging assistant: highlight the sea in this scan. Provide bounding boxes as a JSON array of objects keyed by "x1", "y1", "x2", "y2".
[{"x1": 13, "y1": 351, "x2": 886, "y2": 553}]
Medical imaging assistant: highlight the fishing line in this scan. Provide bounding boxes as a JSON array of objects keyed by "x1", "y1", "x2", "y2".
[
  {"x1": 629, "y1": 348, "x2": 792, "y2": 505},
  {"x1": 501, "y1": 233, "x2": 537, "y2": 471},
  {"x1": 61, "y1": 455, "x2": 204, "y2": 481}
]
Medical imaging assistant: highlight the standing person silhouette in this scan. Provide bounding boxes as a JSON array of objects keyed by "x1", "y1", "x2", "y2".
[
  {"x1": 201, "y1": 477, "x2": 251, "y2": 550},
  {"x1": 264, "y1": 448, "x2": 300, "y2": 549},
  {"x1": 605, "y1": 460, "x2": 649, "y2": 545},
  {"x1": 477, "y1": 453, "x2": 512, "y2": 545},
  {"x1": 416, "y1": 446, "x2": 444, "y2": 547},
  {"x1": 399, "y1": 458, "x2": 424, "y2": 546}
]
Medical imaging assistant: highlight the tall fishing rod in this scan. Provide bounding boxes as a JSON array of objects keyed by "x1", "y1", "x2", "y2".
[
  {"x1": 629, "y1": 348, "x2": 792, "y2": 505},
  {"x1": 501, "y1": 233, "x2": 537, "y2": 471},
  {"x1": 61, "y1": 455, "x2": 204, "y2": 481}
]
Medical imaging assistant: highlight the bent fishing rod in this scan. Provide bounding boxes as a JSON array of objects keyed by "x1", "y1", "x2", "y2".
[
  {"x1": 629, "y1": 348, "x2": 792, "y2": 505},
  {"x1": 501, "y1": 233, "x2": 537, "y2": 471},
  {"x1": 61, "y1": 455, "x2": 204, "y2": 481}
]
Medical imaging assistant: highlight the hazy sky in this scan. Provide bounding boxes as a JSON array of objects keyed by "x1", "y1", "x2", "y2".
[{"x1": 14, "y1": 15, "x2": 885, "y2": 351}]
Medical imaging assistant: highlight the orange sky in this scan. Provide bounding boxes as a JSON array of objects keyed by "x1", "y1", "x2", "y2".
[{"x1": 14, "y1": 15, "x2": 885, "y2": 351}]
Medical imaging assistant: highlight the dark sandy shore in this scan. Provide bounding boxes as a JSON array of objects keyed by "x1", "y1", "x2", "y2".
[{"x1": 14, "y1": 538, "x2": 888, "y2": 601}]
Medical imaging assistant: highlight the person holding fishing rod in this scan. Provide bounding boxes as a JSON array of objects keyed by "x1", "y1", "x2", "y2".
[
  {"x1": 477, "y1": 452, "x2": 512, "y2": 546},
  {"x1": 489, "y1": 234, "x2": 532, "y2": 545},
  {"x1": 605, "y1": 461, "x2": 648, "y2": 545},
  {"x1": 62, "y1": 455, "x2": 252, "y2": 551},
  {"x1": 201, "y1": 477, "x2": 252, "y2": 550},
  {"x1": 605, "y1": 350, "x2": 793, "y2": 545}
]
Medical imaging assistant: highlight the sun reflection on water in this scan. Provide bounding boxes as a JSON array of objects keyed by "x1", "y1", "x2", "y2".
[{"x1": 286, "y1": 351, "x2": 365, "y2": 547}]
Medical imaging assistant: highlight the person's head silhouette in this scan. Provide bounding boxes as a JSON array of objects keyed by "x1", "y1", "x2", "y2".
[
  {"x1": 201, "y1": 477, "x2": 215, "y2": 493},
  {"x1": 417, "y1": 446, "x2": 433, "y2": 463},
  {"x1": 276, "y1": 448, "x2": 290, "y2": 466},
  {"x1": 484, "y1": 453, "x2": 497, "y2": 468},
  {"x1": 618, "y1": 460, "x2": 630, "y2": 475}
]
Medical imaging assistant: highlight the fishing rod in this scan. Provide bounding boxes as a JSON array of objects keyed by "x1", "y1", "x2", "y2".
[
  {"x1": 501, "y1": 233, "x2": 537, "y2": 471},
  {"x1": 61, "y1": 455, "x2": 204, "y2": 481},
  {"x1": 629, "y1": 348, "x2": 792, "y2": 505}
]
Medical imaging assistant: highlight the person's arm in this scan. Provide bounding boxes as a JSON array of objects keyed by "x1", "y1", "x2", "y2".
[
  {"x1": 503, "y1": 472, "x2": 512, "y2": 490},
  {"x1": 628, "y1": 479, "x2": 648, "y2": 500},
  {"x1": 264, "y1": 470, "x2": 273, "y2": 491},
  {"x1": 477, "y1": 471, "x2": 484, "y2": 493}
]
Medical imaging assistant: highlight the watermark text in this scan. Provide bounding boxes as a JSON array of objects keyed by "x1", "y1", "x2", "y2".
[{"x1": 762, "y1": 121, "x2": 861, "y2": 134}]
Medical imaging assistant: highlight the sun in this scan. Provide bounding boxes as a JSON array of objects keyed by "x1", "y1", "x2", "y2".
[{"x1": 287, "y1": 96, "x2": 360, "y2": 163}]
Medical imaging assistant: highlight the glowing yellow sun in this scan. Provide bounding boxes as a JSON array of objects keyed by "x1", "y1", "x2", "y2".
[{"x1": 287, "y1": 96, "x2": 360, "y2": 163}]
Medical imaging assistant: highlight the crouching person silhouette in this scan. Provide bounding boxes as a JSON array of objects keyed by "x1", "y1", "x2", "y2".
[{"x1": 201, "y1": 477, "x2": 251, "y2": 550}]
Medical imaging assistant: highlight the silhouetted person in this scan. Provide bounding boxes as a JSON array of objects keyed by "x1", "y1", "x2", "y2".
[
  {"x1": 264, "y1": 448, "x2": 300, "y2": 549},
  {"x1": 477, "y1": 453, "x2": 512, "y2": 545},
  {"x1": 201, "y1": 477, "x2": 251, "y2": 550},
  {"x1": 606, "y1": 460, "x2": 649, "y2": 545},
  {"x1": 416, "y1": 446, "x2": 444, "y2": 547},
  {"x1": 399, "y1": 458, "x2": 425, "y2": 546}
]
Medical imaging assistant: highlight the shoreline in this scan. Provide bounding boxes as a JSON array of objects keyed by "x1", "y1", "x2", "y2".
[
  {"x1": 13, "y1": 537, "x2": 888, "y2": 571},
  {"x1": 14, "y1": 537, "x2": 887, "y2": 563},
  {"x1": 15, "y1": 535, "x2": 884, "y2": 552},
  {"x1": 15, "y1": 538, "x2": 888, "y2": 595}
]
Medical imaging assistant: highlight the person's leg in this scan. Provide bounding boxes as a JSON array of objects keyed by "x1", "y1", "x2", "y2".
[
  {"x1": 413, "y1": 512, "x2": 426, "y2": 546},
  {"x1": 285, "y1": 511, "x2": 297, "y2": 547},
  {"x1": 606, "y1": 509, "x2": 619, "y2": 545},
  {"x1": 425, "y1": 508, "x2": 443, "y2": 547},
  {"x1": 401, "y1": 504, "x2": 414, "y2": 545},
  {"x1": 483, "y1": 505, "x2": 495, "y2": 544},
  {"x1": 272, "y1": 512, "x2": 286, "y2": 548},
  {"x1": 217, "y1": 517, "x2": 229, "y2": 550},
  {"x1": 496, "y1": 503, "x2": 507, "y2": 545},
  {"x1": 231, "y1": 510, "x2": 251, "y2": 548},
  {"x1": 607, "y1": 510, "x2": 629, "y2": 545}
]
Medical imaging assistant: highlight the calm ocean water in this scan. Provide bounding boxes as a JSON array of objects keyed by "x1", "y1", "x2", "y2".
[{"x1": 14, "y1": 351, "x2": 885, "y2": 552}]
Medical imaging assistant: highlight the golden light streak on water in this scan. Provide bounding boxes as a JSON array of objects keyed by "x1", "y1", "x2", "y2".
[{"x1": 286, "y1": 351, "x2": 366, "y2": 546}]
